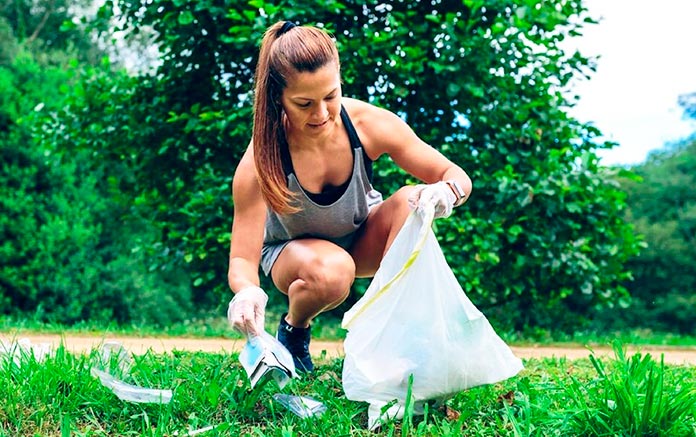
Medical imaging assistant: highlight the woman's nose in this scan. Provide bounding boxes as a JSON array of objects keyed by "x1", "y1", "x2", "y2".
[{"x1": 313, "y1": 102, "x2": 328, "y2": 119}]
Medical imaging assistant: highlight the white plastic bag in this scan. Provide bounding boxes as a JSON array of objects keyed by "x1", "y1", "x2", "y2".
[{"x1": 342, "y1": 205, "x2": 523, "y2": 429}]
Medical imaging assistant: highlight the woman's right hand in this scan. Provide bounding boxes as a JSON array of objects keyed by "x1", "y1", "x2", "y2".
[{"x1": 227, "y1": 286, "x2": 269, "y2": 337}]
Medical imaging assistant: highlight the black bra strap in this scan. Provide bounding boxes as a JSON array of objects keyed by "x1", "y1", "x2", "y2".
[
  {"x1": 279, "y1": 134, "x2": 294, "y2": 178},
  {"x1": 340, "y1": 106, "x2": 373, "y2": 183},
  {"x1": 280, "y1": 106, "x2": 374, "y2": 183}
]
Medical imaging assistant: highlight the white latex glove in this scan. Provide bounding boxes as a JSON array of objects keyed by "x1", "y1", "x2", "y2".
[
  {"x1": 408, "y1": 181, "x2": 456, "y2": 219},
  {"x1": 227, "y1": 286, "x2": 268, "y2": 337}
]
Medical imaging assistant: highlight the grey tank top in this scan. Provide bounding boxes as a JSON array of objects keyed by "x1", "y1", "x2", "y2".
[{"x1": 261, "y1": 106, "x2": 383, "y2": 274}]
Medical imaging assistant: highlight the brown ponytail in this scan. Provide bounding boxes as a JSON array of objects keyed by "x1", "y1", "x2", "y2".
[{"x1": 252, "y1": 21, "x2": 340, "y2": 214}]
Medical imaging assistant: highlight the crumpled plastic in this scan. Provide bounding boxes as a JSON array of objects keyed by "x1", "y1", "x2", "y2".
[
  {"x1": 91, "y1": 368, "x2": 173, "y2": 404},
  {"x1": 273, "y1": 394, "x2": 327, "y2": 418},
  {"x1": 239, "y1": 331, "x2": 297, "y2": 389},
  {"x1": 91, "y1": 341, "x2": 173, "y2": 404},
  {"x1": 0, "y1": 338, "x2": 53, "y2": 366}
]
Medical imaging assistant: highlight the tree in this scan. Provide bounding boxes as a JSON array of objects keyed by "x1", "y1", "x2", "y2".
[
  {"x1": 0, "y1": 52, "x2": 105, "y2": 321},
  {"x1": 1, "y1": 1, "x2": 194, "y2": 325},
  {"x1": 608, "y1": 95, "x2": 696, "y2": 334},
  {"x1": 0, "y1": 0, "x2": 101, "y2": 64},
  {"x1": 48, "y1": 0, "x2": 640, "y2": 330}
]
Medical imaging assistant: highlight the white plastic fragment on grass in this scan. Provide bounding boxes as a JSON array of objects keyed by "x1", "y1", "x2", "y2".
[
  {"x1": 101, "y1": 340, "x2": 133, "y2": 374},
  {"x1": 90, "y1": 341, "x2": 172, "y2": 404},
  {"x1": 0, "y1": 338, "x2": 53, "y2": 366},
  {"x1": 172, "y1": 425, "x2": 216, "y2": 436},
  {"x1": 273, "y1": 394, "x2": 327, "y2": 418},
  {"x1": 91, "y1": 368, "x2": 173, "y2": 404}
]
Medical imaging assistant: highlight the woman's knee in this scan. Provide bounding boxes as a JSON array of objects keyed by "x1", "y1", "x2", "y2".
[
  {"x1": 376, "y1": 185, "x2": 416, "y2": 229},
  {"x1": 390, "y1": 186, "x2": 418, "y2": 215},
  {"x1": 298, "y1": 250, "x2": 355, "y2": 302}
]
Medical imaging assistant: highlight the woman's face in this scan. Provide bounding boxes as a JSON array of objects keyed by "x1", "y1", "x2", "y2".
[{"x1": 281, "y1": 62, "x2": 342, "y2": 139}]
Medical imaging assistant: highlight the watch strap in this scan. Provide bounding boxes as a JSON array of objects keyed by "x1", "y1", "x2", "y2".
[{"x1": 446, "y1": 180, "x2": 467, "y2": 207}]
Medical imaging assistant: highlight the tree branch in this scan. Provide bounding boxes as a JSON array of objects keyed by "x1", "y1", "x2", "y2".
[{"x1": 25, "y1": 0, "x2": 55, "y2": 45}]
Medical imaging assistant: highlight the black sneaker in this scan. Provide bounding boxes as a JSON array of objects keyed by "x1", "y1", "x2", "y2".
[{"x1": 276, "y1": 313, "x2": 314, "y2": 373}]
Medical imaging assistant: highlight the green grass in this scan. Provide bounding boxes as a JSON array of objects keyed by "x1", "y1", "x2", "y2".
[{"x1": 1, "y1": 340, "x2": 694, "y2": 436}]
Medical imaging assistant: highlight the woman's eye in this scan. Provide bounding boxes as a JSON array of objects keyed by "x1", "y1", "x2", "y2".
[{"x1": 298, "y1": 102, "x2": 311, "y2": 108}]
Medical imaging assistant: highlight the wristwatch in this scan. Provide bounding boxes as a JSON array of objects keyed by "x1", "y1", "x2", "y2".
[{"x1": 446, "y1": 180, "x2": 467, "y2": 207}]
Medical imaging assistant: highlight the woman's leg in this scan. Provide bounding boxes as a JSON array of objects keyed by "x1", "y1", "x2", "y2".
[
  {"x1": 270, "y1": 239, "x2": 356, "y2": 328},
  {"x1": 350, "y1": 186, "x2": 416, "y2": 277},
  {"x1": 270, "y1": 239, "x2": 355, "y2": 372}
]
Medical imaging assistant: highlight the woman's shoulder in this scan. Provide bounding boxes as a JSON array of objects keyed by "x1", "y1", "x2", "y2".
[
  {"x1": 341, "y1": 97, "x2": 396, "y2": 129},
  {"x1": 233, "y1": 143, "x2": 257, "y2": 182},
  {"x1": 341, "y1": 98, "x2": 407, "y2": 158}
]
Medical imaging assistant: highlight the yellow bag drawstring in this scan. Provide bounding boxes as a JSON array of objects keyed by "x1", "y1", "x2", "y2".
[{"x1": 342, "y1": 204, "x2": 435, "y2": 329}]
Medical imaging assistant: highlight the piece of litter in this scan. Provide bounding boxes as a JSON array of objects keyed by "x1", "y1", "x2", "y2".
[
  {"x1": 367, "y1": 401, "x2": 405, "y2": 431},
  {"x1": 173, "y1": 425, "x2": 216, "y2": 436},
  {"x1": 273, "y1": 394, "x2": 327, "y2": 418},
  {"x1": 0, "y1": 338, "x2": 53, "y2": 366},
  {"x1": 91, "y1": 368, "x2": 173, "y2": 404},
  {"x1": 239, "y1": 332, "x2": 297, "y2": 389},
  {"x1": 101, "y1": 341, "x2": 133, "y2": 374}
]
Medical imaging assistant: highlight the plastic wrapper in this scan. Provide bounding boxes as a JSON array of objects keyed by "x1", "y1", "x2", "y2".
[
  {"x1": 90, "y1": 341, "x2": 172, "y2": 404},
  {"x1": 91, "y1": 368, "x2": 173, "y2": 404},
  {"x1": 273, "y1": 394, "x2": 327, "y2": 418},
  {"x1": 239, "y1": 332, "x2": 297, "y2": 389},
  {"x1": 0, "y1": 338, "x2": 52, "y2": 366}
]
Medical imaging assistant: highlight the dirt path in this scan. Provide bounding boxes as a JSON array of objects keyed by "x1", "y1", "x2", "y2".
[{"x1": 3, "y1": 333, "x2": 696, "y2": 366}]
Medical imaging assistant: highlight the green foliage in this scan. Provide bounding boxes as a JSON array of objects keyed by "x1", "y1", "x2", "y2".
[
  {"x1": 0, "y1": 17, "x2": 19, "y2": 64},
  {"x1": 0, "y1": 0, "x2": 101, "y2": 65},
  {"x1": 610, "y1": 137, "x2": 696, "y2": 334},
  {"x1": 28, "y1": 60, "x2": 196, "y2": 325},
  {"x1": 0, "y1": 52, "x2": 102, "y2": 321},
  {"x1": 0, "y1": 11, "x2": 193, "y2": 325},
  {"x1": 15, "y1": 0, "x2": 640, "y2": 327}
]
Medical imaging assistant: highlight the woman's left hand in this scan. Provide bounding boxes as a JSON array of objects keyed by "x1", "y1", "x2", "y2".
[{"x1": 407, "y1": 181, "x2": 456, "y2": 219}]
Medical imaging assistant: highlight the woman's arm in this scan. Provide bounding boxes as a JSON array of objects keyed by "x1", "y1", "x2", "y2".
[
  {"x1": 345, "y1": 98, "x2": 472, "y2": 201},
  {"x1": 228, "y1": 144, "x2": 267, "y2": 293}
]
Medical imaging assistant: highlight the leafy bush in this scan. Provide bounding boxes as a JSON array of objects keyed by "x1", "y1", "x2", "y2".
[
  {"x1": 1, "y1": 49, "x2": 194, "y2": 326},
  {"x1": 596, "y1": 137, "x2": 696, "y2": 334},
  {"x1": 68, "y1": 0, "x2": 640, "y2": 329},
  {"x1": 4, "y1": 0, "x2": 642, "y2": 328}
]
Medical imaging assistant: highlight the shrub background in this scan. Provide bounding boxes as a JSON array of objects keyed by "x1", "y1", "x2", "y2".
[{"x1": 11, "y1": 0, "x2": 696, "y2": 334}]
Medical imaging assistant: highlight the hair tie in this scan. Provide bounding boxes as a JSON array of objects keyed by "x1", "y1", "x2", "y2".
[{"x1": 278, "y1": 21, "x2": 297, "y2": 36}]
